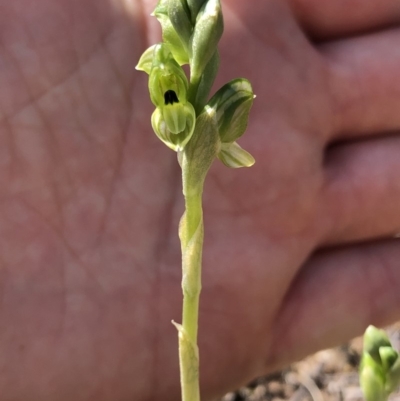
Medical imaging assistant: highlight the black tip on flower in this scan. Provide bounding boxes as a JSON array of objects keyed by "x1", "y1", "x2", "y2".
[{"x1": 164, "y1": 90, "x2": 179, "y2": 105}]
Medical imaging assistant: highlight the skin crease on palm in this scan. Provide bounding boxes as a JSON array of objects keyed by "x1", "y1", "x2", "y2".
[{"x1": 1, "y1": 0, "x2": 400, "y2": 399}]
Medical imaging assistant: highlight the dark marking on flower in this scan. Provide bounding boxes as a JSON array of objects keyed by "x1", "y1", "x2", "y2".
[{"x1": 164, "y1": 90, "x2": 179, "y2": 105}]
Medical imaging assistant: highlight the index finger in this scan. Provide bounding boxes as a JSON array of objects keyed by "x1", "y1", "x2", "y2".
[{"x1": 288, "y1": 0, "x2": 400, "y2": 39}]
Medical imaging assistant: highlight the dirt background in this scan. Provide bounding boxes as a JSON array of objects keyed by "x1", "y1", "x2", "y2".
[{"x1": 221, "y1": 323, "x2": 400, "y2": 401}]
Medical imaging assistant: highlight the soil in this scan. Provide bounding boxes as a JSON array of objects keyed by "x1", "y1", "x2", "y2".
[{"x1": 221, "y1": 322, "x2": 400, "y2": 401}]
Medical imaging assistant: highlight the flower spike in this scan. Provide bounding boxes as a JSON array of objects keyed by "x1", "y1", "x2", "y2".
[{"x1": 135, "y1": 2, "x2": 254, "y2": 400}]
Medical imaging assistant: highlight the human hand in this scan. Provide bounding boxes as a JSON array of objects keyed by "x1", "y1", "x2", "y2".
[{"x1": 1, "y1": 0, "x2": 400, "y2": 400}]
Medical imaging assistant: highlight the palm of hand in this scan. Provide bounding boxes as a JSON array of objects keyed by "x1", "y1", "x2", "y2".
[{"x1": 1, "y1": 0, "x2": 400, "y2": 400}]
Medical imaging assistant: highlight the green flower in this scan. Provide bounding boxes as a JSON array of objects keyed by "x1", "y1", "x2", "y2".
[
  {"x1": 139, "y1": 44, "x2": 196, "y2": 151},
  {"x1": 148, "y1": 44, "x2": 189, "y2": 107},
  {"x1": 152, "y1": 102, "x2": 196, "y2": 151}
]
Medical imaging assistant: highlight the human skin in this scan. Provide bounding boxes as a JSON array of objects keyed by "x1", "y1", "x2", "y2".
[{"x1": 0, "y1": 0, "x2": 400, "y2": 399}]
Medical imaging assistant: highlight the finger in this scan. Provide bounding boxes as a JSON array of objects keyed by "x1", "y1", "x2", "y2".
[
  {"x1": 288, "y1": 0, "x2": 400, "y2": 40},
  {"x1": 322, "y1": 28, "x2": 400, "y2": 140},
  {"x1": 321, "y1": 135, "x2": 400, "y2": 244},
  {"x1": 267, "y1": 239, "x2": 400, "y2": 371}
]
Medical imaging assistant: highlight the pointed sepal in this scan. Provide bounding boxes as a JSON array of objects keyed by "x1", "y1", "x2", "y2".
[
  {"x1": 135, "y1": 45, "x2": 158, "y2": 74},
  {"x1": 217, "y1": 141, "x2": 255, "y2": 168}
]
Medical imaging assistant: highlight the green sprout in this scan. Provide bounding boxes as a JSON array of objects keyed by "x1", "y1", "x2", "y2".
[
  {"x1": 360, "y1": 325, "x2": 400, "y2": 401},
  {"x1": 136, "y1": 1, "x2": 255, "y2": 400}
]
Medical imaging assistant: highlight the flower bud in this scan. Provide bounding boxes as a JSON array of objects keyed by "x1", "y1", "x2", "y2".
[
  {"x1": 168, "y1": 0, "x2": 193, "y2": 50},
  {"x1": 190, "y1": 0, "x2": 223, "y2": 79},
  {"x1": 186, "y1": 0, "x2": 207, "y2": 23},
  {"x1": 153, "y1": 8, "x2": 189, "y2": 65},
  {"x1": 363, "y1": 325, "x2": 392, "y2": 363},
  {"x1": 360, "y1": 325, "x2": 400, "y2": 401},
  {"x1": 151, "y1": 102, "x2": 196, "y2": 151},
  {"x1": 207, "y1": 78, "x2": 254, "y2": 143}
]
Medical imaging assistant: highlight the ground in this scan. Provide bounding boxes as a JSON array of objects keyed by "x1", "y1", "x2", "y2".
[{"x1": 221, "y1": 323, "x2": 400, "y2": 401}]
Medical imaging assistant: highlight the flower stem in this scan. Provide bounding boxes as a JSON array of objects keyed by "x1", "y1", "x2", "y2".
[
  {"x1": 176, "y1": 159, "x2": 205, "y2": 401},
  {"x1": 182, "y1": 195, "x2": 203, "y2": 343}
]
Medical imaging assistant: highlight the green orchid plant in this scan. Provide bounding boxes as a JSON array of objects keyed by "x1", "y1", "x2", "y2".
[
  {"x1": 360, "y1": 325, "x2": 400, "y2": 401},
  {"x1": 136, "y1": 0, "x2": 255, "y2": 400}
]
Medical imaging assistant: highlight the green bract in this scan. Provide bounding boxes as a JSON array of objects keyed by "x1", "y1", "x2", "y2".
[
  {"x1": 208, "y1": 78, "x2": 254, "y2": 142},
  {"x1": 190, "y1": 0, "x2": 223, "y2": 80},
  {"x1": 207, "y1": 78, "x2": 255, "y2": 168}
]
